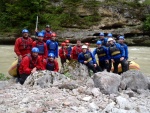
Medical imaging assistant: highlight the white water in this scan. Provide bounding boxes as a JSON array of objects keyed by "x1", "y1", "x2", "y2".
[{"x1": 0, "y1": 45, "x2": 150, "y2": 76}]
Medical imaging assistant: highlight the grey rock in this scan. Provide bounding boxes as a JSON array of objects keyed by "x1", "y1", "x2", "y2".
[
  {"x1": 0, "y1": 81, "x2": 9, "y2": 89},
  {"x1": 82, "y1": 96, "x2": 92, "y2": 101},
  {"x1": 101, "y1": 102, "x2": 115, "y2": 113},
  {"x1": 111, "y1": 108, "x2": 138, "y2": 113},
  {"x1": 58, "y1": 83, "x2": 78, "y2": 90},
  {"x1": 59, "y1": 60, "x2": 90, "y2": 80},
  {"x1": 24, "y1": 70, "x2": 68, "y2": 88},
  {"x1": 121, "y1": 70, "x2": 148, "y2": 91},
  {"x1": 115, "y1": 96, "x2": 135, "y2": 109},
  {"x1": 91, "y1": 88, "x2": 101, "y2": 97},
  {"x1": 71, "y1": 106, "x2": 78, "y2": 111},
  {"x1": 89, "y1": 102, "x2": 99, "y2": 112},
  {"x1": 137, "y1": 105, "x2": 149, "y2": 113},
  {"x1": 124, "y1": 90, "x2": 135, "y2": 98},
  {"x1": 93, "y1": 72, "x2": 121, "y2": 94},
  {"x1": 146, "y1": 76, "x2": 150, "y2": 89}
]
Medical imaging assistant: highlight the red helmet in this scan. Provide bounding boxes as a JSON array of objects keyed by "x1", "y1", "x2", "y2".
[
  {"x1": 65, "y1": 40, "x2": 70, "y2": 43},
  {"x1": 61, "y1": 42, "x2": 66, "y2": 46},
  {"x1": 51, "y1": 33, "x2": 56, "y2": 37},
  {"x1": 85, "y1": 42, "x2": 90, "y2": 46}
]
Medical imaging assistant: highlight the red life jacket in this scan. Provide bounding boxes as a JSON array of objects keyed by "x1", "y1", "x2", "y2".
[
  {"x1": 43, "y1": 32, "x2": 52, "y2": 42},
  {"x1": 18, "y1": 37, "x2": 32, "y2": 51},
  {"x1": 27, "y1": 54, "x2": 38, "y2": 69},
  {"x1": 75, "y1": 46, "x2": 82, "y2": 55}
]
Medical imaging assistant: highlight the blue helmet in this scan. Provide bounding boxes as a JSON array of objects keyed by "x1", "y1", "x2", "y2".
[
  {"x1": 32, "y1": 47, "x2": 39, "y2": 53},
  {"x1": 99, "y1": 32, "x2": 104, "y2": 36},
  {"x1": 119, "y1": 36, "x2": 125, "y2": 40},
  {"x1": 22, "y1": 29, "x2": 29, "y2": 33},
  {"x1": 38, "y1": 32, "x2": 44, "y2": 37},
  {"x1": 107, "y1": 33, "x2": 112, "y2": 37},
  {"x1": 96, "y1": 40, "x2": 102, "y2": 45},
  {"x1": 48, "y1": 53, "x2": 55, "y2": 58}
]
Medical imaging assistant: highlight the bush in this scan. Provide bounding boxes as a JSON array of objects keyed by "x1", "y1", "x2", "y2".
[
  {"x1": 143, "y1": 15, "x2": 150, "y2": 31},
  {"x1": 0, "y1": 73, "x2": 9, "y2": 81}
]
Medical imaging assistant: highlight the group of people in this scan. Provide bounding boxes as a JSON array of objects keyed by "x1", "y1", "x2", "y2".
[{"x1": 14, "y1": 25, "x2": 129, "y2": 84}]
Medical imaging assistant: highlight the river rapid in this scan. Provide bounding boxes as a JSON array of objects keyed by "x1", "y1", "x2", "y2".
[{"x1": 0, "y1": 45, "x2": 150, "y2": 76}]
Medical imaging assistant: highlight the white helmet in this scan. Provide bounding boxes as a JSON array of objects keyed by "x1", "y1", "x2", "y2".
[
  {"x1": 107, "y1": 38, "x2": 114, "y2": 42},
  {"x1": 82, "y1": 45, "x2": 88, "y2": 49}
]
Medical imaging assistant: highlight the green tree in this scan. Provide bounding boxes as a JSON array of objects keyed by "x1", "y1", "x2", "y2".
[{"x1": 143, "y1": 15, "x2": 150, "y2": 31}]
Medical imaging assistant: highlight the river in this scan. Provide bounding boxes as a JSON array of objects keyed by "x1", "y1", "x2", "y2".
[{"x1": 0, "y1": 45, "x2": 150, "y2": 76}]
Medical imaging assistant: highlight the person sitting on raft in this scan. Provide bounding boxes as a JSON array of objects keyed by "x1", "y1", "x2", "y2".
[
  {"x1": 107, "y1": 38, "x2": 128, "y2": 74},
  {"x1": 19, "y1": 47, "x2": 44, "y2": 85},
  {"x1": 78, "y1": 45, "x2": 101, "y2": 73},
  {"x1": 45, "y1": 53, "x2": 59, "y2": 72}
]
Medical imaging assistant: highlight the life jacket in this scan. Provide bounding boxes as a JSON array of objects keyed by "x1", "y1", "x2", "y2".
[
  {"x1": 44, "y1": 31, "x2": 52, "y2": 39},
  {"x1": 76, "y1": 46, "x2": 82, "y2": 55},
  {"x1": 48, "y1": 41, "x2": 57, "y2": 51},
  {"x1": 96, "y1": 47, "x2": 106, "y2": 57},
  {"x1": 36, "y1": 41, "x2": 44, "y2": 55},
  {"x1": 27, "y1": 54, "x2": 38, "y2": 69},
  {"x1": 109, "y1": 45, "x2": 120, "y2": 56},
  {"x1": 46, "y1": 60, "x2": 55, "y2": 71},
  {"x1": 66, "y1": 45, "x2": 71, "y2": 53},
  {"x1": 100, "y1": 38, "x2": 107, "y2": 46},
  {"x1": 19, "y1": 37, "x2": 32, "y2": 50},
  {"x1": 83, "y1": 52, "x2": 92, "y2": 63}
]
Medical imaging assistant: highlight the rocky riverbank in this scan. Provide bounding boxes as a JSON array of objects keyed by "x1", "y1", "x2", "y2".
[{"x1": 0, "y1": 67, "x2": 150, "y2": 113}]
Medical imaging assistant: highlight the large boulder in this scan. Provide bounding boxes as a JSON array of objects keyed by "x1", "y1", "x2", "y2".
[
  {"x1": 59, "y1": 60, "x2": 90, "y2": 80},
  {"x1": 93, "y1": 71, "x2": 121, "y2": 94},
  {"x1": 120, "y1": 70, "x2": 149, "y2": 91},
  {"x1": 24, "y1": 70, "x2": 69, "y2": 88}
]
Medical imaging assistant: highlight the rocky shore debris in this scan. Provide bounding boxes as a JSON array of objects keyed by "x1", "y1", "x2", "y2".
[{"x1": 0, "y1": 69, "x2": 150, "y2": 113}]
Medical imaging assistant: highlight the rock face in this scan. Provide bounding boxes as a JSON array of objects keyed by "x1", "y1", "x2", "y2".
[
  {"x1": 120, "y1": 70, "x2": 149, "y2": 91},
  {"x1": 1, "y1": 1, "x2": 150, "y2": 46},
  {"x1": 93, "y1": 71, "x2": 121, "y2": 94}
]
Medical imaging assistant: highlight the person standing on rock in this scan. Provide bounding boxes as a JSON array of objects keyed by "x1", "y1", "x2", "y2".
[
  {"x1": 107, "y1": 38, "x2": 128, "y2": 74},
  {"x1": 78, "y1": 45, "x2": 101, "y2": 73},
  {"x1": 99, "y1": 32, "x2": 108, "y2": 47},
  {"x1": 118, "y1": 36, "x2": 128, "y2": 60},
  {"x1": 93, "y1": 41, "x2": 110, "y2": 72},
  {"x1": 35, "y1": 25, "x2": 54, "y2": 42},
  {"x1": 45, "y1": 53, "x2": 59, "y2": 72},
  {"x1": 19, "y1": 47, "x2": 44, "y2": 84},
  {"x1": 65, "y1": 39, "x2": 72, "y2": 60},
  {"x1": 32, "y1": 32, "x2": 48, "y2": 59},
  {"x1": 71, "y1": 40, "x2": 82, "y2": 60},
  {"x1": 14, "y1": 29, "x2": 33, "y2": 81},
  {"x1": 14, "y1": 29, "x2": 33, "y2": 61},
  {"x1": 59, "y1": 42, "x2": 68, "y2": 67},
  {"x1": 46, "y1": 33, "x2": 58, "y2": 59}
]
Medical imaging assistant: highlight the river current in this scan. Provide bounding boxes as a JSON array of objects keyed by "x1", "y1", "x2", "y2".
[{"x1": 0, "y1": 45, "x2": 150, "y2": 76}]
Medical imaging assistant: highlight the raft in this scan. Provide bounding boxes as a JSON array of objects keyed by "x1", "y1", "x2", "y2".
[
  {"x1": 8, "y1": 59, "x2": 140, "y2": 76},
  {"x1": 8, "y1": 59, "x2": 18, "y2": 77},
  {"x1": 111, "y1": 61, "x2": 140, "y2": 73}
]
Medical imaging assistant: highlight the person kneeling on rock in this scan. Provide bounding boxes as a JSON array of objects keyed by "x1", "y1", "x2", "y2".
[
  {"x1": 19, "y1": 47, "x2": 44, "y2": 85},
  {"x1": 78, "y1": 45, "x2": 101, "y2": 73},
  {"x1": 45, "y1": 53, "x2": 59, "y2": 72}
]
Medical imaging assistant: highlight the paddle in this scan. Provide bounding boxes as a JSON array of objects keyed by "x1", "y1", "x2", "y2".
[{"x1": 35, "y1": 15, "x2": 38, "y2": 40}]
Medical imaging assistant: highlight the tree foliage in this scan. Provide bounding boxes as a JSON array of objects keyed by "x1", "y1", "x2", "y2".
[
  {"x1": 0, "y1": 0, "x2": 101, "y2": 33},
  {"x1": 143, "y1": 15, "x2": 150, "y2": 31}
]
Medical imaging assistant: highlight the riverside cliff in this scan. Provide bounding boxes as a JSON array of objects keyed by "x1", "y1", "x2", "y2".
[{"x1": 0, "y1": 0, "x2": 150, "y2": 46}]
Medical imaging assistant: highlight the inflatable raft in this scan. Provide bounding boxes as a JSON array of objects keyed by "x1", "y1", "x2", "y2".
[
  {"x1": 111, "y1": 61, "x2": 140, "y2": 73},
  {"x1": 8, "y1": 60, "x2": 140, "y2": 76},
  {"x1": 8, "y1": 59, "x2": 18, "y2": 77}
]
